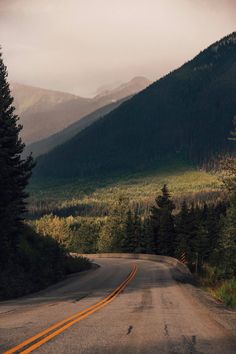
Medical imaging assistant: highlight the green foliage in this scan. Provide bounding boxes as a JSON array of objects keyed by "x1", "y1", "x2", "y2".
[
  {"x1": 64, "y1": 255, "x2": 91, "y2": 274},
  {"x1": 97, "y1": 196, "x2": 129, "y2": 252},
  {"x1": 214, "y1": 191, "x2": 236, "y2": 277},
  {"x1": 28, "y1": 167, "x2": 222, "y2": 219},
  {"x1": 34, "y1": 214, "x2": 70, "y2": 246},
  {"x1": 121, "y1": 209, "x2": 135, "y2": 252},
  {"x1": 0, "y1": 224, "x2": 91, "y2": 300},
  {"x1": 68, "y1": 219, "x2": 101, "y2": 254},
  {"x1": 30, "y1": 214, "x2": 103, "y2": 254},
  {"x1": 121, "y1": 207, "x2": 145, "y2": 253},
  {"x1": 175, "y1": 201, "x2": 192, "y2": 259},
  {"x1": 215, "y1": 279, "x2": 236, "y2": 307},
  {"x1": 150, "y1": 185, "x2": 176, "y2": 256},
  {"x1": 199, "y1": 265, "x2": 236, "y2": 308},
  {"x1": 213, "y1": 123, "x2": 236, "y2": 277}
]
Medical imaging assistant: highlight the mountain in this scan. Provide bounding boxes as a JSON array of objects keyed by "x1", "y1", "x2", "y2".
[
  {"x1": 34, "y1": 32, "x2": 236, "y2": 179},
  {"x1": 11, "y1": 82, "x2": 78, "y2": 116},
  {"x1": 94, "y1": 76, "x2": 150, "y2": 101},
  {"x1": 11, "y1": 82, "x2": 89, "y2": 144},
  {"x1": 12, "y1": 77, "x2": 150, "y2": 145},
  {"x1": 23, "y1": 97, "x2": 129, "y2": 158}
]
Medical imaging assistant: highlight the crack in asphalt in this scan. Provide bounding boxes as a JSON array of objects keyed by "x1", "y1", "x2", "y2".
[{"x1": 126, "y1": 325, "x2": 133, "y2": 335}]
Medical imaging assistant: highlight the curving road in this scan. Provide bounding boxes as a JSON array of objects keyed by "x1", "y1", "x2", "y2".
[{"x1": 0, "y1": 258, "x2": 235, "y2": 354}]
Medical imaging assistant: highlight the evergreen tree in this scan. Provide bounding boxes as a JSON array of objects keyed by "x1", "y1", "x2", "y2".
[
  {"x1": 121, "y1": 207, "x2": 144, "y2": 253},
  {"x1": 0, "y1": 50, "x2": 34, "y2": 268},
  {"x1": 142, "y1": 216, "x2": 155, "y2": 254},
  {"x1": 211, "y1": 118, "x2": 236, "y2": 276},
  {"x1": 175, "y1": 201, "x2": 191, "y2": 260},
  {"x1": 150, "y1": 185, "x2": 176, "y2": 256},
  {"x1": 150, "y1": 199, "x2": 160, "y2": 254},
  {"x1": 215, "y1": 191, "x2": 236, "y2": 277},
  {"x1": 204, "y1": 205, "x2": 222, "y2": 260},
  {"x1": 187, "y1": 204, "x2": 204, "y2": 267},
  {"x1": 121, "y1": 209, "x2": 135, "y2": 252},
  {"x1": 133, "y1": 207, "x2": 142, "y2": 252}
]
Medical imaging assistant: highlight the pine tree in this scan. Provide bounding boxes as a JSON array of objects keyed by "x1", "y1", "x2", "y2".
[
  {"x1": 142, "y1": 216, "x2": 155, "y2": 254},
  {"x1": 204, "y1": 205, "x2": 221, "y2": 260},
  {"x1": 175, "y1": 201, "x2": 191, "y2": 260},
  {"x1": 150, "y1": 185, "x2": 176, "y2": 256},
  {"x1": 150, "y1": 198, "x2": 160, "y2": 254},
  {"x1": 121, "y1": 209, "x2": 134, "y2": 252},
  {"x1": 133, "y1": 207, "x2": 142, "y2": 253},
  {"x1": 0, "y1": 49, "x2": 34, "y2": 268},
  {"x1": 215, "y1": 191, "x2": 236, "y2": 277}
]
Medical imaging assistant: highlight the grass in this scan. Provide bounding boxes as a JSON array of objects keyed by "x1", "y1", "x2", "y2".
[
  {"x1": 199, "y1": 265, "x2": 236, "y2": 308},
  {"x1": 213, "y1": 279, "x2": 236, "y2": 307}
]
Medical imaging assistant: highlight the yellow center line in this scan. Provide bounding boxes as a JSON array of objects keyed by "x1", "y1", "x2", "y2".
[{"x1": 4, "y1": 264, "x2": 137, "y2": 354}]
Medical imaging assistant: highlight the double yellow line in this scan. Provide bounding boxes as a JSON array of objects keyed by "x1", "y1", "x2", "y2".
[{"x1": 4, "y1": 264, "x2": 137, "y2": 354}]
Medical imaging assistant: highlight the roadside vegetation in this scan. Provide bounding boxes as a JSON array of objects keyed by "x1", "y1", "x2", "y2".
[{"x1": 0, "y1": 50, "x2": 90, "y2": 300}]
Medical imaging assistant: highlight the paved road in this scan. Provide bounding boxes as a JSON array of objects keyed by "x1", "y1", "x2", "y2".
[{"x1": 0, "y1": 258, "x2": 235, "y2": 354}]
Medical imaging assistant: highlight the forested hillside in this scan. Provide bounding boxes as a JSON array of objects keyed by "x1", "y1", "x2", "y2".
[
  {"x1": 23, "y1": 96, "x2": 129, "y2": 158},
  {"x1": 35, "y1": 32, "x2": 236, "y2": 179}
]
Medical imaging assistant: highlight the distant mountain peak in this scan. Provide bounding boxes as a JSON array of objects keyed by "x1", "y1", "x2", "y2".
[
  {"x1": 129, "y1": 76, "x2": 151, "y2": 84},
  {"x1": 94, "y1": 76, "x2": 151, "y2": 101}
]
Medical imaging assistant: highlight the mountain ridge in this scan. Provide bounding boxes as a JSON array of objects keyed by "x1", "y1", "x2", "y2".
[{"x1": 34, "y1": 32, "x2": 236, "y2": 179}]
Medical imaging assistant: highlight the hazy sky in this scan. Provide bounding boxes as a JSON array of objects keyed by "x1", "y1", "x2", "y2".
[{"x1": 0, "y1": 0, "x2": 235, "y2": 97}]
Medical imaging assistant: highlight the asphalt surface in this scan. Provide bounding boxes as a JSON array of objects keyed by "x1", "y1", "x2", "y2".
[{"x1": 0, "y1": 258, "x2": 235, "y2": 354}]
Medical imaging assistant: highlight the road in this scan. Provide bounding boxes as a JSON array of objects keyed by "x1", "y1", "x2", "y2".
[{"x1": 0, "y1": 258, "x2": 235, "y2": 354}]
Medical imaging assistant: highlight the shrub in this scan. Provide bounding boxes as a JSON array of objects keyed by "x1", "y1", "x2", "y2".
[
  {"x1": 215, "y1": 279, "x2": 236, "y2": 307},
  {"x1": 0, "y1": 224, "x2": 91, "y2": 300}
]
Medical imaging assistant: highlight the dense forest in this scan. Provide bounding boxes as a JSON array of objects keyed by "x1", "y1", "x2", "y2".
[
  {"x1": 35, "y1": 32, "x2": 236, "y2": 179},
  {"x1": 31, "y1": 178, "x2": 235, "y2": 306},
  {"x1": 0, "y1": 50, "x2": 90, "y2": 300}
]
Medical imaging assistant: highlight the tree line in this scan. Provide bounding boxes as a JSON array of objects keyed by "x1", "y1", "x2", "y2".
[
  {"x1": 97, "y1": 186, "x2": 234, "y2": 276},
  {"x1": 33, "y1": 183, "x2": 235, "y2": 281}
]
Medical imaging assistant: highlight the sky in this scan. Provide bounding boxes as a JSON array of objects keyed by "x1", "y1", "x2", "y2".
[{"x1": 0, "y1": 0, "x2": 235, "y2": 97}]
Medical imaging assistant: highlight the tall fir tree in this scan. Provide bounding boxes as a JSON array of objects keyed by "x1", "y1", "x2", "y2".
[
  {"x1": 150, "y1": 185, "x2": 176, "y2": 256},
  {"x1": 0, "y1": 49, "x2": 34, "y2": 268}
]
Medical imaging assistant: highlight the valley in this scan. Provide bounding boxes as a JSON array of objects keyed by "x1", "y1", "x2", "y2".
[{"x1": 28, "y1": 165, "x2": 222, "y2": 218}]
